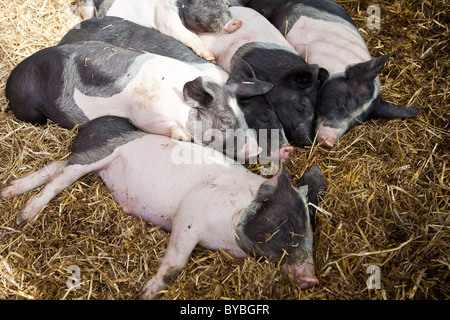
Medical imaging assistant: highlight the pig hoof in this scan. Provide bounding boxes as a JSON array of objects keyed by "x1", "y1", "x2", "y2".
[
  {"x1": 196, "y1": 47, "x2": 216, "y2": 64},
  {"x1": 0, "y1": 188, "x2": 8, "y2": 199},
  {"x1": 0, "y1": 182, "x2": 18, "y2": 199},
  {"x1": 140, "y1": 279, "x2": 163, "y2": 300},
  {"x1": 16, "y1": 212, "x2": 30, "y2": 226},
  {"x1": 15, "y1": 199, "x2": 42, "y2": 226}
]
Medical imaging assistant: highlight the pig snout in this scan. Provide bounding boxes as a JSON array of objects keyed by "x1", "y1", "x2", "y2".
[
  {"x1": 283, "y1": 257, "x2": 318, "y2": 290},
  {"x1": 223, "y1": 18, "x2": 242, "y2": 33},
  {"x1": 316, "y1": 123, "x2": 341, "y2": 148}
]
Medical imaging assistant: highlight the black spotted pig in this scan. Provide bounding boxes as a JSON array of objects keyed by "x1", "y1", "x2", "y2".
[
  {"x1": 198, "y1": 7, "x2": 321, "y2": 147},
  {"x1": 244, "y1": 0, "x2": 421, "y2": 148},
  {"x1": 59, "y1": 16, "x2": 281, "y2": 159},
  {"x1": 5, "y1": 41, "x2": 263, "y2": 160},
  {"x1": 78, "y1": 0, "x2": 242, "y2": 62},
  {"x1": 1, "y1": 116, "x2": 327, "y2": 299}
]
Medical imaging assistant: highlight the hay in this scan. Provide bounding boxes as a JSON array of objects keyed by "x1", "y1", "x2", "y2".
[{"x1": 0, "y1": 0, "x2": 448, "y2": 300}]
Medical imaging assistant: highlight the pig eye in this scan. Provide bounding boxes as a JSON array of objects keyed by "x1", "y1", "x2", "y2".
[{"x1": 259, "y1": 111, "x2": 272, "y2": 123}]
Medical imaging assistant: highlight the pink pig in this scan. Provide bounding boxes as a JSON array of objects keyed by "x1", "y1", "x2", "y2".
[{"x1": 1, "y1": 116, "x2": 326, "y2": 299}]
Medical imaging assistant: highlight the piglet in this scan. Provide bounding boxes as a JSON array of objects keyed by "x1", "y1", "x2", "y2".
[
  {"x1": 78, "y1": 0, "x2": 242, "y2": 62},
  {"x1": 198, "y1": 6, "x2": 321, "y2": 148},
  {"x1": 5, "y1": 41, "x2": 264, "y2": 160},
  {"x1": 1, "y1": 116, "x2": 327, "y2": 299},
  {"x1": 245, "y1": 0, "x2": 421, "y2": 148}
]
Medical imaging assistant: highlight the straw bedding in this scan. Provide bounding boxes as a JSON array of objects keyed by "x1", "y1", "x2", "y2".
[{"x1": 0, "y1": 0, "x2": 448, "y2": 300}]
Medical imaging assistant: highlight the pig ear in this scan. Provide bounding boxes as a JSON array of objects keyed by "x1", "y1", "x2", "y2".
[
  {"x1": 283, "y1": 64, "x2": 319, "y2": 88},
  {"x1": 183, "y1": 77, "x2": 215, "y2": 108},
  {"x1": 294, "y1": 166, "x2": 327, "y2": 206},
  {"x1": 371, "y1": 100, "x2": 421, "y2": 119},
  {"x1": 228, "y1": 80, "x2": 274, "y2": 98},
  {"x1": 296, "y1": 185, "x2": 309, "y2": 200},
  {"x1": 346, "y1": 53, "x2": 393, "y2": 81},
  {"x1": 229, "y1": 57, "x2": 257, "y2": 81},
  {"x1": 228, "y1": 57, "x2": 274, "y2": 97},
  {"x1": 294, "y1": 166, "x2": 327, "y2": 224}
]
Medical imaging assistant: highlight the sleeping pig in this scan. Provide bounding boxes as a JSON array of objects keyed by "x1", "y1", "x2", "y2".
[
  {"x1": 5, "y1": 41, "x2": 265, "y2": 160},
  {"x1": 243, "y1": 0, "x2": 421, "y2": 147},
  {"x1": 77, "y1": 0, "x2": 242, "y2": 62},
  {"x1": 198, "y1": 6, "x2": 322, "y2": 147},
  {"x1": 59, "y1": 16, "x2": 284, "y2": 159},
  {"x1": 1, "y1": 116, "x2": 327, "y2": 299}
]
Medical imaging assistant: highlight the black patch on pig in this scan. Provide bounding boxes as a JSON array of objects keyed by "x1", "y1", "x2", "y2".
[
  {"x1": 6, "y1": 42, "x2": 146, "y2": 129},
  {"x1": 68, "y1": 116, "x2": 146, "y2": 166},
  {"x1": 235, "y1": 165, "x2": 313, "y2": 264},
  {"x1": 6, "y1": 46, "x2": 88, "y2": 128},
  {"x1": 177, "y1": 0, "x2": 233, "y2": 33},
  {"x1": 69, "y1": 42, "x2": 141, "y2": 95},
  {"x1": 60, "y1": 17, "x2": 208, "y2": 65},
  {"x1": 232, "y1": 42, "x2": 319, "y2": 146},
  {"x1": 228, "y1": 57, "x2": 287, "y2": 155},
  {"x1": 294, "y1": 166, "x2": 327, "y2": 230}
]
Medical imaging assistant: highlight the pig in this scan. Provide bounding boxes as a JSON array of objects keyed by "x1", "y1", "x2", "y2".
[
  {"x1": 59, "y1": 16, "x2": 282, "y2": 159},
  {"x1": 198, "y1": 7, "x2": 322, "y2": 147},
  {"x1": 244, "y1": 0, "x2": 421, "y2": 148},
  {"x1": 1, "y1": 116, "x2": 327, "y2": 299},
  {"x1": 5, "y1": 41, "x2": 266, "y2": 160},
  {"x1": 77, "y1": 0, "x2": 242, "y2": 62}
]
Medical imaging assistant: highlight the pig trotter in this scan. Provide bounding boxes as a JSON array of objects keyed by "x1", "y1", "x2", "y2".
[
  {"x1": 140, "y1": 266, "x2": 182, "y2": 300},
  {"x1": 140, "y1": 277, "x2": 166, "y2": 300},
  {"x1": 15, "y1": 196, "x2": 46, "y2": 226}
]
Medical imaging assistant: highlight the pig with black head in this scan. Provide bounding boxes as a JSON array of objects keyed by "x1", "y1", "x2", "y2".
[
  {"x1": 1, "y1": 116, "x2": 327, "y2": 298},
  {"x1": 198, "y1": 6, "x2": 322, "y2": 148},
  {"x1": 59, "y1": 16, "x2": 291, "y2": 159},
  {"x1": 6, "y1": 39, "x2": 267, "y2": 160},
  {"x1": 241, "y1": 0, "x2": 421, "y2": 147}
]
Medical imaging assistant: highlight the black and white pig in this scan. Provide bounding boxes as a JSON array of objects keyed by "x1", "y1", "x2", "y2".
[
  {"x1": 5, "y1": 41, "x2": 265, "y2": 160},
  {"x1": 59, "y1": 16, "x2": 284, "y2": 159},
  {"x1": 77, "y1": 0, "x2": 242, "y2": 62},
  {"x1": 243, "y1": 0, "x2": 421, "y2": 148},
  {"x1": 198, "y1": 7, "x2": 322, "y2": 147},
  {"x1": 1, "y1": 116, "x2": 327, "y2": 299}
]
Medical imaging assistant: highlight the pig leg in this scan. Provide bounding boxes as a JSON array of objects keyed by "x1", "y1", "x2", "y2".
[
  {"x1": 1, "y1": 161, "x2": 66, "y2": 199},
  {"x1": 12, "y1": 161, "x2": 107, "y2": 225},
  {"x1": 140, "y1": 219, "x2": 199, "y2": 299},
  {"x1": 155, "y1": 10, "x2": 216, "y2": 63}
]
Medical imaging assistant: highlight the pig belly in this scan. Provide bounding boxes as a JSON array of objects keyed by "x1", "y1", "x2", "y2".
[{"x1": 287, "y1": 16, "x2": 371, "y2": 74}]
